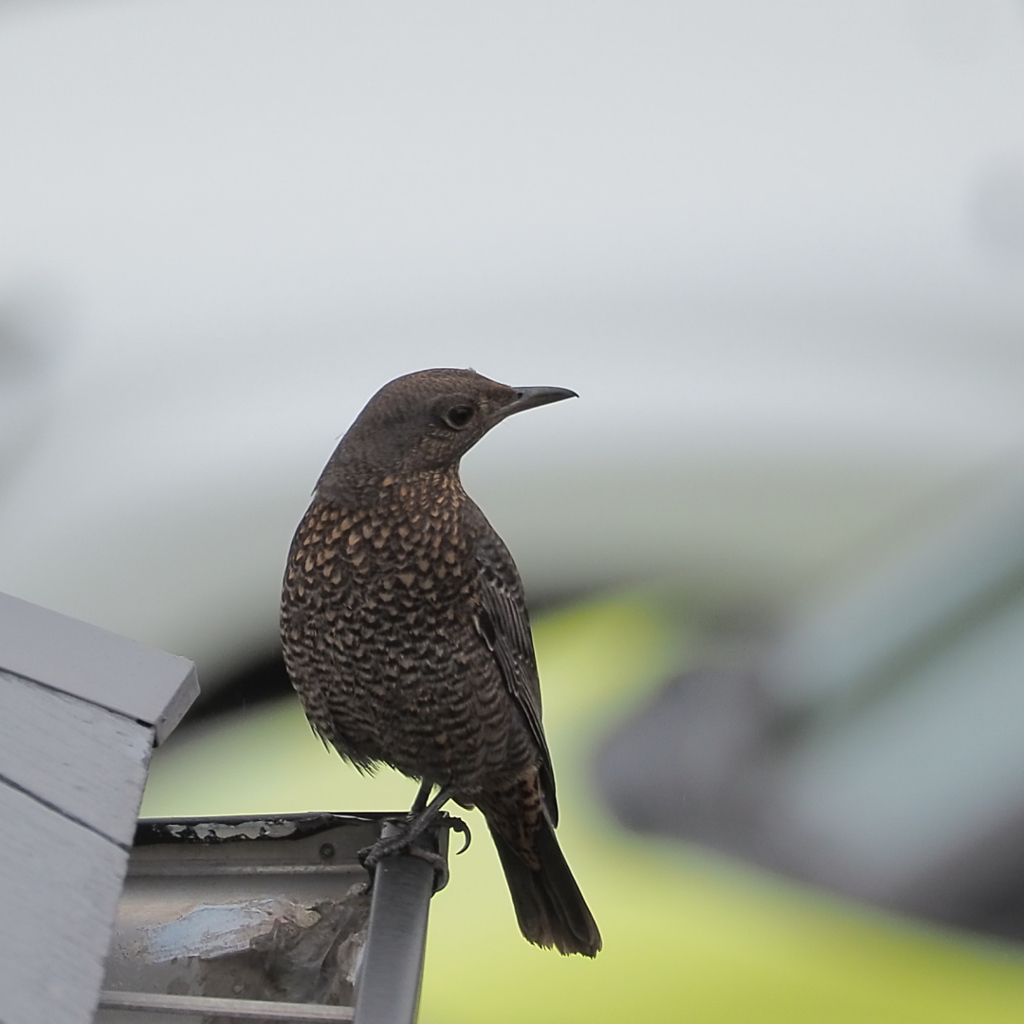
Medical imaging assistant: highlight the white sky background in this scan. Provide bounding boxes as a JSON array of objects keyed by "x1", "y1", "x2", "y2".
[{"x1": 1, "y1": 0, "x2": 1023, "y2": 677}]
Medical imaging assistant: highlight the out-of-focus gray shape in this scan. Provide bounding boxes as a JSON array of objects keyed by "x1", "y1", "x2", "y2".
[
  {"x1": 973, "y1": 160, "x2": 1024, "y2": 260},
  {"x1": 0, "y1": 591, "x2": 198, "y2": 1024},
  {"x1": 597, "y1": 467, "x2": 1024, "y2": 939},
  {"x1": 0, "y1": 293, "x2": 61, "y2": 492},
  {"x1": 765, "y1": 472, "x2": 1024, "y2": 708},
  {"x1": 2, "y1": 0, "x2": 1024, "y2": 693}
]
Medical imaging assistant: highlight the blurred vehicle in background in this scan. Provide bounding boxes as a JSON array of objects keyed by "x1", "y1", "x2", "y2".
[
  {"x1": 2, "y1": 2, "x2": 1024, "y2": 1021},
  {"x1": 599, "y1": 470, "x2": 1024, "y2": 939}
]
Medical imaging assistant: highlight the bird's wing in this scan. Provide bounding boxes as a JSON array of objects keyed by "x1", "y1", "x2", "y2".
[{"x1": 467, "y1": 503, "x2": 559, "y2": 825}]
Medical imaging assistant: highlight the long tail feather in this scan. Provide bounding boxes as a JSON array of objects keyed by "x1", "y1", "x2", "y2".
[{"x1": 486, "y1": 814, "x2": 602, "y2": 957}]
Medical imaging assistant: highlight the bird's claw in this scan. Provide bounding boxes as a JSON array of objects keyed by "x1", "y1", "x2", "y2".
[
  {"x1": 444, "y1": 813, "x2": 472, "y2": 855},
  {"x1": 408, "y1": 846, "x2": 450, "y2": 891}
]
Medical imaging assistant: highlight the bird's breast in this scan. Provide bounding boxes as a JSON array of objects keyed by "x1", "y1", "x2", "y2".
[
  {"x1": 281, "y1": 483, "x2": 534, "y2": 788},
  {"x1": 286, "y1": 479, "x2": 476, "y2": 611}
]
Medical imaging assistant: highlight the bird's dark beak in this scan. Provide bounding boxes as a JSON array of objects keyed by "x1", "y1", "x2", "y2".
[{"x1": 496, "y1": 386, "x2": 578, "y2": 422}]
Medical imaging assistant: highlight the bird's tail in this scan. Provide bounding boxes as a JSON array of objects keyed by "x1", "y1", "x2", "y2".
[{"x1": 485, "y1": 812, "x2": 602, "y2": 957}]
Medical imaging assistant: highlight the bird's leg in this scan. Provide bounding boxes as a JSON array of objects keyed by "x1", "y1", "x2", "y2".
[
  {"x1": 361, "y1": 785, "x2": 454, "y2": 863},
  {"x1": 405, "y1": 781, "x2": 472, "y2": 852},
  {"x1": 409, "y1": 778, "x2": 435, "y2": 814}
]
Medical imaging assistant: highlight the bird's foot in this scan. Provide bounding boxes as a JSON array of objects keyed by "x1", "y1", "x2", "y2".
[
  {"x1": 358, "y1": 834, "x2": 450, "y2": 891},
  {"x1": 358, "y1": 811, "x2": 469, "y2": 892},
  {"x1": 357, "y1": 817, "x2": 417, "y2": 873},
  {"x1": 408, "y1": 846, "x2": 451, "y2": 891}
]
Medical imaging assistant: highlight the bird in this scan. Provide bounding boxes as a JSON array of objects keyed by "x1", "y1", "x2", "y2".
[{"x1": 280, "y1": 367, "x2": 601, "y2": 957}]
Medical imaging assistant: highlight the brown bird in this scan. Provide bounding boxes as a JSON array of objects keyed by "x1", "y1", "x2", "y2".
[{"x1": 280, "y1": 368, "x2": 601, "y2": 957}]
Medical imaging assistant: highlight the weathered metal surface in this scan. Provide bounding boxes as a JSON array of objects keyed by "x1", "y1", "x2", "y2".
[
  {"x1": 0, "y1": 590, "x2": 198, "y2": 744},
  {"x1": 0, "y1": 669, "x2": 151, "y2": 846},
  {"x1": 351, "y1": 836, "x2": 436, "y2": 1024},
  {"x1": 98, "y1": 813, "x2": 450, "y2": 1024},
  {"x1": 97, "y1": 990, "x2": 353, "y2": 1020},
  {"x1": 0, "y1": 780, "x2": 128, "y2": 1024}
]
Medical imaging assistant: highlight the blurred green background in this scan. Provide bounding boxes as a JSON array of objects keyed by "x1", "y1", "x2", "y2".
[{"x1": 141, "y1": 593, "x2": 1024, "y2": 1023}]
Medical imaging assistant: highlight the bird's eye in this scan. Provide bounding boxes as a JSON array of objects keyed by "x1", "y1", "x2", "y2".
[{"x1": 442, "y1": 405, "x2": 475, "y2": 429}]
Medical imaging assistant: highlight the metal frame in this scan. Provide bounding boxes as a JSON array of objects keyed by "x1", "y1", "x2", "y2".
[
  {"x1": 98, "y1": 991, "x2": 352, "y2": 1021},
  {"x1": 352, "y1": 825, "x2": 438, "y2": 1024},
  {"x1": 97, "y1": 812, "x2": 450, "y2": 1024}
]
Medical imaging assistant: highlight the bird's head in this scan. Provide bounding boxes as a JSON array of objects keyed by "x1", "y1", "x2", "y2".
[{"x1": 319, "y1": 368, "x2": 576, "y2": 494}]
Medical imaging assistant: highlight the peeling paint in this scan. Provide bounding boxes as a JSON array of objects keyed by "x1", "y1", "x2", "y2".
[{"x1": 140, "y1": 899, "x2": 320, "y2": 963}]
